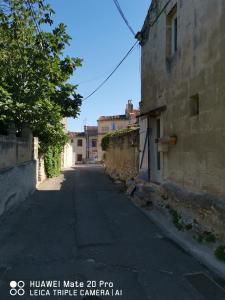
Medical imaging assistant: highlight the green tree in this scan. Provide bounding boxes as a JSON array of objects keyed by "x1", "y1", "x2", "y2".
[{"x1": 0, "y1": 0, "x2": 82, "y2": 151}]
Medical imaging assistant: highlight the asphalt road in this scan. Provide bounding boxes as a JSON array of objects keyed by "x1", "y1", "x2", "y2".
[{"x1": 0, "y1": 165, "x2": 224, "y2": 300}]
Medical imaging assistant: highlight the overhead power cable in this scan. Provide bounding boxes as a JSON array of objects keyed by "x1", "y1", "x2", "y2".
[
  {"x1": 83, "y1": 40, "x2": 138, "y2": 101},
  {"x1": 112, "y1": 0, "x2": 136, "y2": 37},
  {"x1": 84, "y1": 1, "x2": 172, "y2": 102},
  {"x1": 150, "y1": 0, "x2": 171, "y2": 28}
]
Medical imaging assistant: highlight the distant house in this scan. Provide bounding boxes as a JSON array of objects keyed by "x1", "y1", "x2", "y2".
[
  {"x1": 66, "y1": 127, "x2": 98, "y2": 165},
  {"x1": 68, "y1": 132, "x2": 86, "y2": 164},
  {"x1": 97, "y1": 100, "x2": 139, "y2": 160},
  {"x1": 84, "y1": 126, "x2": 98, "y2": 162}
]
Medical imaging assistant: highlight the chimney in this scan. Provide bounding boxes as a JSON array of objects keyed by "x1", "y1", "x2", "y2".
[{"x1": 125, "y1": 100, "x2": 133, "y2": 117}]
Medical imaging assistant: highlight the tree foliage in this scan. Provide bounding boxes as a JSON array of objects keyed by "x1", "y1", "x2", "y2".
[{"x1": 0, "y1": 0, "x2": 82, "y2": 150}]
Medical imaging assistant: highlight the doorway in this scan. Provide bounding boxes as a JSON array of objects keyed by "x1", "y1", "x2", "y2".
[
  {"x1": 149, "y1": 117, "x2": 162, "y2": 183},
  {"x1": 77, "y1": 154, "x2": 83, "y2": 162}
]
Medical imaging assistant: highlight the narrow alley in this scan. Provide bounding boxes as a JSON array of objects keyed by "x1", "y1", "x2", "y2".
[{"x1": 0, "y1": 165, "x2": 224, "y2": 299}]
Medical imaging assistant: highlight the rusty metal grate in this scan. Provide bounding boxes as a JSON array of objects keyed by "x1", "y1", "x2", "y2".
[{"x1": 185, "y1": 272, "x2": 225, "y2": 300}]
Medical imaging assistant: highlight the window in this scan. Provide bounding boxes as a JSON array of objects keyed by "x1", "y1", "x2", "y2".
[
  {"x1": 92, "y1": 139, "x2": 97, "y2": 148},
  {"x1": 173, "y1": 16, "x2": 178, "y2": 54},
  {"x1": 112, "y1": 122, "x2": 116, "y2": 130},
  {"x1": 77, "y1": 139, "x2": 83, "y2": 147},
  {"x1": 101, "y1": 126, "x2": 109, "y2": 132},
  {"x1": 166, "y1": 5, "x2": 178, "y2": 59},
  {"x1": 190, "y1": 94, "x2": 200, "y2": 116},
  {"x1": 77, "y1": 154, "x2": 82, "y2": 161}
]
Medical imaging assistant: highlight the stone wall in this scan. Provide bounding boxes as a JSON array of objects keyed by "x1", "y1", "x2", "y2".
[
  {"x1": 163, "y1": 181, "x2": 225, "y2": 241},
  {"x1": 0, "y1": 130, "x2": 41, "y2": 215},
  {"x1": 104, "y1": 129, "x2": 139, "y2": 181},
  {"x1": 0, "y1": 128, "x2": 33, "y2": 170},
  {"x1": 97, "y1": 119, "x2": 131, "y2": 161},
  {"x1": 0, "y1": 160, "x2": 36, "y2": 216}
]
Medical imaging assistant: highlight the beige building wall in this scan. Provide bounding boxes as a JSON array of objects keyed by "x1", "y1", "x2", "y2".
[
  {"x1": 62, "y1": 143, "x2": 73, "y2": 168},
  {"x1": 140, "y1": 0, "x2": 225, "y2": 198},
  {"x1": 70, "y1": 136, "x2": 86, "y2": 164}
]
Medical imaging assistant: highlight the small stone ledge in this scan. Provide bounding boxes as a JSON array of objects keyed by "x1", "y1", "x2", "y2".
[
  {"x1": 162, "y1": 181, "x2": 225, "y2": 211},
  {"x1": 162, "y1": 181, "x2": 225, "y2": 241},
  {"x1": 127, "y1": 180, "x2": 225, "y2": 279}
]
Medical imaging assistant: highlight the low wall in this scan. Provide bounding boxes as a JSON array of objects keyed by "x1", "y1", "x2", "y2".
[
  {"x1": 0, "y1": 160, "x2": 36, "y2": 216},
  {"x1": 104, "y1": 129, "x2": 139, "y2": 181},
  {"x1": 0, "y1": 130, "x2": 33, "y2": 170}
]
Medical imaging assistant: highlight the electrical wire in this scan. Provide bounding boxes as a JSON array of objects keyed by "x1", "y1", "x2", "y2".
[
  {"x1": 149, "y1": 0, "x2": 171, "y2": 28},
  {"x1": 83, "y1": 40, "x2": 138, "y2": 101},
  {"x1": 112, "y1": 0, "x2": 136, "y2": 37},
  {"x1": 83, "y1": 1, "x2": 172, "y2": 102}
]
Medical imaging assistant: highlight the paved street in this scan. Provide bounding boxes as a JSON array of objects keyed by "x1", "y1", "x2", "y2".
[{"x1": 0, "y1": 165, "x2": 224, "y2": 300}]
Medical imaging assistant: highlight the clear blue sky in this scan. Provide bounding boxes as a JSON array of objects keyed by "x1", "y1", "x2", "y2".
[{"x1": 47, "y1": 0, "x2": 151, "y2": 132}]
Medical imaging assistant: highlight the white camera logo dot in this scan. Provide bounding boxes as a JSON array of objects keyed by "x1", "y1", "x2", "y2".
[{"x1": 10, "y1": 281, "x2": 17, "y2": 288}]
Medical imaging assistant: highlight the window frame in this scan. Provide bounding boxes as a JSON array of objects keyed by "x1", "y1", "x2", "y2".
[
  {"x1": 166, "y1": 4, "x2": 178, "y2": 60},
  {"x1": 77, "y1": 139, "x2": 83, "y2": 147}
]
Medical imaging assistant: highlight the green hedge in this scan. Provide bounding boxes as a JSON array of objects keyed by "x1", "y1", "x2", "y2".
[{"x1": 44, "y1": 145, "x2": 61, "y2": 178}]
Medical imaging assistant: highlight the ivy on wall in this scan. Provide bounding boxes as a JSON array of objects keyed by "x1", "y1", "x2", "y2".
[
  {"x1": 101, "y1": 128, "x2": 139, "y2": 151},
  {"x1": 44, "y1": 145, "x2": 62, "y2": 178}
]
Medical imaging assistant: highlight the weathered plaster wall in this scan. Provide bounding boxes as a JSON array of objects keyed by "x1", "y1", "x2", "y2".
[
  {"x1": 62, "y1": 143, "x2": 73, "y2": 168},
  {"x1": 0, "y1": 133, "x2": 33, "y2": 170},
  {"x1": 141, "y1": 0, "x2": 225, "y2": 198},
  {"x1": 104, "y1": 130, "x2": 139, "y2": 181},
  {"x1": 0, "y1": 160, "x2": 36, "y2": 216},
  {"x1": 37, "y1": 155, "x2": 47, "y2": 185}
]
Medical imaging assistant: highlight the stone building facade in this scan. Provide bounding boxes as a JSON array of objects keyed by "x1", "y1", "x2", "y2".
[
  {"x1": 97, "y1": 100, "x2": 139, "y2": 160},
  {"x1": 138, "y1": 0, "x2": 225, "y2": 239}
]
